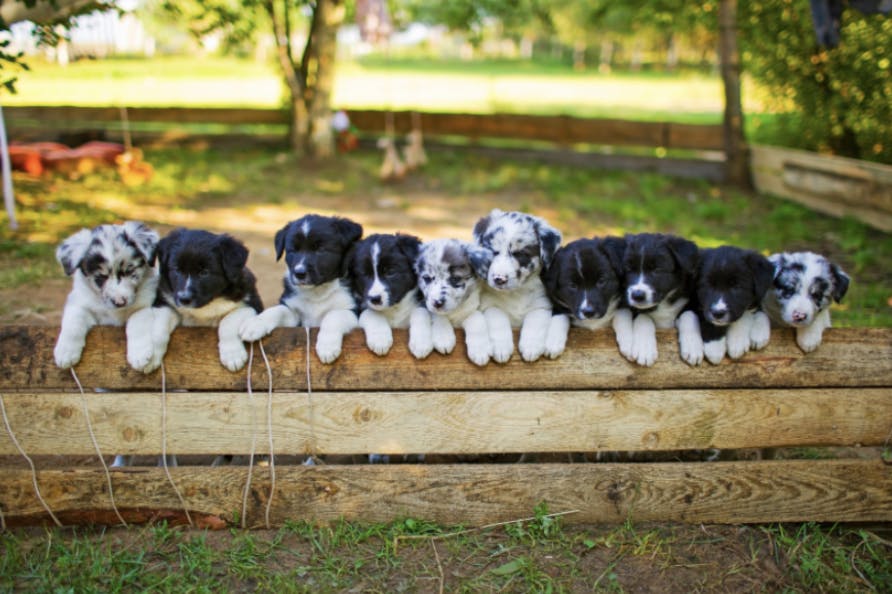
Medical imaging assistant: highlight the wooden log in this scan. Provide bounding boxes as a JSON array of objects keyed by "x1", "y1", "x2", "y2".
[
  {"x1": 2, "y1": 326, "x2": 890, "y2": 392},
  {"x1": 1, "y1": 461, "x2": 890, "y2": 527},
  {"x1": 0, "y1": 389, "x2": 889, "y2": 457}
]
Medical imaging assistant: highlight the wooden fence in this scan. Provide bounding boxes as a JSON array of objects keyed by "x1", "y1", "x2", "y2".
[{"x1": 0, "y1": 325, "x2": 890, "y2": 528}]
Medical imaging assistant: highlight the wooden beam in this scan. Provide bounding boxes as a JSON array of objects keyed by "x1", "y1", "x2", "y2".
[
  {"x1": 1, "y1": 461, "x2": 890, "y2": 527},
  {"x1": 0, "y1": 389, "x2": 888, "y2": 457},
  {"x1": 1, "y1": 326, "x2": 889, "y2": 392},
  {"x1": 718, "y1": 0, "x2": 750, "y2": 186}
]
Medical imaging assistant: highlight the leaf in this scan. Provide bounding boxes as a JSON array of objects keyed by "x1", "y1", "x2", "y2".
[
  {"x1": 583, "y1": 538, "x2": 596, "y2": 549},
  {"x1": 491, "y1": 558, "x2": 525, "y2": 576}
]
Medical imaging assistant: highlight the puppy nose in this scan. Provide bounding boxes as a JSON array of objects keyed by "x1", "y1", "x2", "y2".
[
  {"x1": 176, "y1": 291, "x2": 194, "y2": 306},
  {"x1": 710, "y1": 305, "x2": 729, "y2": 321},
  {"x1": 630, "y1": 289, "x2": 646, "y2": 303},
  {"x1": 293, "y1": 267, "x2": 308, "y2": 281},
  {"x1": 369, "y1": 295, "x2": 382, "y2": 306},
  {"x1": 792, "y1": 311, "x2": 808, "y2": 322},
  {"x1": 493, "y1": 275, "x2": 508, "y2": 287},
  {"x1": 433, "y1": 297, "x2": 446, "y2": 309},
  {"x1": 579, "y1": 304, "x2": 596, "y2": 318},
  {"x1": 111, "y1": 296, "x2": 128, "y2": 308}
]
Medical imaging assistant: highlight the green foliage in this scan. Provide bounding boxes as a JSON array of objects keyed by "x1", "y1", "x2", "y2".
[{"x1": 740, "y1": 1, "x2": 892, "y2": 163}]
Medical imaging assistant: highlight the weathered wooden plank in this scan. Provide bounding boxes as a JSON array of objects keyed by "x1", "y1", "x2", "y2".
[
  {"x1": 0, "y1": 389, "x2": 888, "y2": 456},
  {"x1": 1, "y1": 326, "x2": 889, "y2": 392},
  {"x1": 1, "y1": 461, "x2": 889, "y2": 527}
]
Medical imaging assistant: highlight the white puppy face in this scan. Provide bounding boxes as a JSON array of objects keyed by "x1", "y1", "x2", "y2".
[
  {"x1": 769, "y1": 252, "x2": 849, "y2": 326},
  {"x1": 57, "y1": 222, "x2": 159, "y2": 309},
  {"x1": 471, "y1": 209, "x2": 562, "y2": 291},
  {"x1": 415, "y1": 239, "x2": 481, "y2": 313}
]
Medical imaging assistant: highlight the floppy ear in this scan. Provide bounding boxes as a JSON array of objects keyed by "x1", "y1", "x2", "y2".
[
  {"x1": 341, "y1": 243, "x2": 358, "y2": 278},
  {"x1": 599, "y1": 236, "x2": 627, "y2": 276},
  {"x1": 830, "y1": 262, "x2": 850, "y2": 303},
  {"x1": 467, "y1": 245, "x2": 493, "y2": 279},
  {"x1": 274, "y1": 222, "x2": 291, "y2": 262},
  {"x1": 541, "y1": 248, "x2": 562, "y2": 298},
  {"x1": 748, "y1": 251, "x2": 774, "y2": 303},
  {"x1": 767, "y1": 253, "x2": 785, "y2": 279},
  {"x1": 156, "y1": 229, "x2": 184, "y2": 276},
  {"x1": 396, "y1": 234, "x2": 422, "y2": 264},
  {"x1": 56, "y1": 228, "x2": 93, "y2": 276},
  {"x1": 335, "y1": 217, "x2": 363, "y2": 246},
  {"x1": 472, "y1": 211, "x2": 496, "y2": 243},
  {"x1": 534, "y1": 218, "x2": 562, "y2": 269},
  {"x1": 218, "y1": 235, "x2": 249, "y2": 283},
  {"x1": 122, "y1": 221, "x2": 160, "y2": 266},
  {"x1": 667, "y1": 235, "x2": 699, "y2": 277}
]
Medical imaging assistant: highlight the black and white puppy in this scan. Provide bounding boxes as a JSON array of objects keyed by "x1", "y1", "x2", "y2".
[
  {"x1": 143, "y1": 228, "x2": 263, "y2": 373},
  {"x1": 414, "y1": 238, "x2": 491, "y2": 366},
  {"x1": 677, "y1": 246, "x2": 773, "y2": 365},
  {"x1": 54, "y1": 221, "x2": 159, "y2": 371},
  {"x1": 542, "y1": 236, "x2": 627, "y2": 358},
  {"x1": 239, "y1": 214, "x2": 362, "y2": 363},
  {"x1": 348, "y1": 232, "x2": 431, "y2": 357},
  {"x1": 616, "y1": 233, "x2": 698, "y2": 366},
  {"x1": 471, "y1": 209, "x2": 562, "y2": 362},
  {"x1": 762, "y1": 251, "x2": 850, "y2": 352}
]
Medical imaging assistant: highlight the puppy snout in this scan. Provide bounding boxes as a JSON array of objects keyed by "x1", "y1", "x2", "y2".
[
  {"x1": 369, "y1": 294, "x2": 383, "y2": 306},
  {"x1": 432, "y1": 297, "x2": 446, "y2": 310},
  {"x1": 110, "y1": 296, "x2": 129, "y2": 308},
  {"x1": 579, "y1": 303, "x2": 596, "y2": 319},
  {"x1": 492, "y1": 274, "x2": 509, "y2": 287},
  {"x1": 629, "y1": 289, "x2": 647, "y2": 304},
  {"x1": 792, "y1": 310, "x2": 809, "y2": 323},
  {"x1": 176, "y1": 291, "x2": 194, "y2": 307},
  {"x1": 293, "y1": 266, "x2": 308, "y2": 281},
  {"x1": 709, "y1": 304, "x2": 729, "y2": 323}
]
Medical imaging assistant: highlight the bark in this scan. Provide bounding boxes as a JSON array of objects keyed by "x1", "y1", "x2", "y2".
[{"x1": 718, "y1": 0, "x2": 750, "y2": 187}]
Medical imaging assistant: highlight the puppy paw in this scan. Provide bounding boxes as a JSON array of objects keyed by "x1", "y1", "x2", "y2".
[
  {"x1": 632, "y1": 337, "x2": 658, "y2": 367},
  {"x1": 678, "y1": 332, "x2": 704, "y2": 366},
  {"x1": 54, "y1": 339, "x2": 84, "y2": 369},
  {"x1": 490, "y1": 332, "x2": 514, "y2": 363},
  {"x1": 749, "y1": 311, "x2": 771, "y2": 350},
  {"x1": 219, "y1": 339, "x2": 248, "y2": 372},
  {"x1": 365, "y1": 325, "x2": 393, "y2": 356},
  {"x1": 431, "y1": 323, "x2": 456, "y2": 355},
  {"x1": 796, "y1": 326, "x2": 823, "y2": 353},
  {"x1": 465, "y1": 339, "x2": 491, "y2": 366},
  {"x1": 543, "y1": 315, "x2": 569, "y2": 359},
  {"x1": 126, "y1": 336, "x2": 155, "y2": 372},
  {"x1": 408, "y1": 331, "x2": 434, "y2": 359},
  {"x1": 726, "y1": 328, "x2": 751, "y2": 360},
  {"x1": 704, "y1": 339, "x2": 726, "y2": 365},
  {"x1": 239, "y1": 316, "x2": 275, "y2": 343},
  {"x1": 315, "y1": 333, "x2": 343, "y2": 364}
]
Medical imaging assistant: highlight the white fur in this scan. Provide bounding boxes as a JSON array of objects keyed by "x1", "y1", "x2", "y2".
[
  {"x1": 676, "y1": 310, "x2": 704, "y2": 366},
  {"x1": 726, "y1": 310, "x2": 754, "y2": 360},
  {"x1": 359, "y1": 290, "x2": 419, "y2": 356},
  {"x1": 629, "y1": 314, "x2": 658, "y2": 367},
  {"x1": 704, "y1": 337, "x2": 727, "y2": 365},
  {"x1": 750, "y1": 310, "x2": 771, "y2": 350}
]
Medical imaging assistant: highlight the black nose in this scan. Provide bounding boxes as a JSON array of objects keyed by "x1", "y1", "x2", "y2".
[
  {"x1": 579, "y1": 304, "x2": 596, "y2": 319},
  {"x1": 433, "y1": 297, "x2": 446, "y2": 309},
  {"x1": 493, "y1": 275, "x2": 508, "y2": 287},
  {"x1": 630, "y1": 289, "x2": 646, "y2": 303},
  {"x1": 709, "y1": 306, "x2": 729, "y2": 322},
  {"x1": 294, "y1": 268, "x2": 308, "y2": 281},
  {"x1": 176, "y1": 291, "x2": 194, "y2": 306},
  {"x1": 369, "y1": 295, "x2": 382, "y2": 306}
]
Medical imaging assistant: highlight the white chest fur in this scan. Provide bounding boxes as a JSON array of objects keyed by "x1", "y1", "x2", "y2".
[
  {"x1": 178, "y1": 297, "x2": 243, "y2": 327},
  {"x1": 282, "y1": 278, "x2": 355, "y2": 327},
  {"x1": 646, "y1": 296, "x2": 688, "y2": 329},
  {"x1": 479, "y1": 277, "x2": 552, "y2": 326}
]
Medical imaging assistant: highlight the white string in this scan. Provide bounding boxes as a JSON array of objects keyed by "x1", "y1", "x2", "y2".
[
  {"x1": 0, "y1": 393, "x2": 62, "y2": 527},
  {"x1": 69, "y1": 368, "x2": 127, "y2": 527},
  {"x1": 303, "y1": 326, "x2": 321, "y2": 465},
  {"x1": 259, "y1": 339, "x2": 275, "y2": 529},
  {"x1": 241, "y1": 343, "x2": 258, "y2": 529},
  {"x1": 159, "y1": 362, "x2": 193, "y2": 527}
]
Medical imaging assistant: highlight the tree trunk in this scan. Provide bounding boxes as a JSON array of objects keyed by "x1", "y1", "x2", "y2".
[{"x1": 718, "y1": 0, "x2": 750, "y2": 187}]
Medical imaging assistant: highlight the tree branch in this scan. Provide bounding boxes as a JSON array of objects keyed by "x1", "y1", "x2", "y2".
[
  {"x1": 0, "y1": 0, "x2": 108, "y2": 26},
  {"x1": 264, "y1": 0, "x2": 303, "y2": 100}
]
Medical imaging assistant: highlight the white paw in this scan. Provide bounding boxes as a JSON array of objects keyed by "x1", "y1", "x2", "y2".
[
  {"x1": 126, "y1": 336, "x2": 155, "y2": 371},
  {"x1": 239, "y1": 316, "x2": 276, "y2": 342},
  {"x1": 365, "y1": 326, "x2": 393, "y2": 356},
  {"x1": 750, "y1": 311, "x2": 771, "y2": 350},
  {"x1": 465, "y1": 337, "x2": 491, "y2": 366},
  {"x1": 315, "y1": 332, "x2": 343, "y2": 364},
  {"x1": 704, "y1": 339, "x2": 726, "y2": 365},
  {"x1": 519, "y1": 333, "x2": 546, "y2": 362},
  {"x1": 726, "y1": 328, "x2": 751, "y2": 360},
  {"x1": 54, "y1": 338, "x2": 84, "y2": 369},
  {"x1": 796, "y1": 326, "x2": 823, "y2": 353},
  {"x1": 431, "y1": 323, "x2": 456, "y2": 355},
  {"x1": 219, "y1": 339, "x2": 248, "y2": 372},
  {"x1": 543, "y1": 316, "x2": 569, "y2": 359},
  {"x1": 490, "y1": 331, "x2": 514, "y2": 363},
  {"x1": 678, "y1": 332, "x2": 703, "y2": 367},
  {"x1": 632, "y1": 336, "x2": 658, "y2": 367},
  {"x1": 408, "y1": 331, "x2": 434, "y2": 359}
]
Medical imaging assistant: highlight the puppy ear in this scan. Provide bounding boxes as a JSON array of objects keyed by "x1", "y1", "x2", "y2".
[
  {"x1": 218, "y1": 235, "x2": 249, "y2": 283},
  {"x1": 599, "y1": 236, "x2": 627, "y2": 276},
  {"x1": 341, "y1": 243, "x2": 358, "y2": 278},
  {"x1": 748, "y1": 251, "x2": 774, "y2": 303},
  {"x1": 467, "y1": 245, "x2": 493, "y2": 279},
  {"x1": 667, "y1": 236, "x2": 699, "y2": 277},
  {"x1": 541, "y1": 248, "x2": 562, "y2": 298},
  {"x1": 335, "y1": 217, "x2": 363, "y2": 245},
  {"x1": 534, "y1": 218, "x2": 562, "y2": 269},
  {"x1": 472, "y1": 211, "x2": 495, "y2": 243},
  {"x1": 156, "y1": 229, "x2": 184, "y2": 275},
  {"x1": 274, "y1": 222, "x2": 291, "y2": 262},
  {"x1": 830, "y1": 262, "x2": 850, "y2": 303},
  {"x1": 396, "y1": 234, "x2": 422, "y2": 263},
  {"x1": 767, "y1": 253, "x2": 785, "y2": 279},
  {"x1": 56, "y1": 228, "x2": 93, "y2": 276},
  {"x1": 122, "y1": 221, "x2": 160, "y2": 266}
]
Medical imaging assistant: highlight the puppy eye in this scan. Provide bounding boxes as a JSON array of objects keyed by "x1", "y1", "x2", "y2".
[
  {"x1": 448, "y1": 276, "x2": 464, "y2": 288},
  {"x1": 95, "y1": 273, "x2": 108, "y2": 283},
  {"x1": 199, "y1": 269, "x2": 210, "y2": 278}
]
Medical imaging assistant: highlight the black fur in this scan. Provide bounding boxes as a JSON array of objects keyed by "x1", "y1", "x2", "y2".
[
  {"x1": 621, "y1": 233, "x2": 698, "y2": 312},
  {"x1": 348, "y1": 233, "x2": 422, "y2": 309},
  {"x1": 543, "y1": 236, "x2": 626, "y2": 320}
]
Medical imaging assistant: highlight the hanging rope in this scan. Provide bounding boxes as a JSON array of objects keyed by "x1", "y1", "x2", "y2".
[
  {"x1": 0, "y1": 393, "x2": 61, "y2": 527},
  {"x1": 159, "y1": 362, "x2": 193, "y2": 527},
  {"x1": 303, "y1": 326, "x2": 320, "y2": 465},
  {"x1": 70, "y1": 368, "x2": 127, "y2": 527},
  {"x1": 258, "y1": 339, "x2": 276, "y2": 529},
  {"x1": 240, "y1": 343, "x2": 258, "y2": 529}
]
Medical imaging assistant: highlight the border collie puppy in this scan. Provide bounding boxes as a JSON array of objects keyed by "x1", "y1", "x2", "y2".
[
  {"x1": 54, "y1": 221, "x2": 159, "y2": 371},
  {"x1": 347, "y1": 233, "x2": 431, "y2": 357},
  {"x1": 616, "y1": 233, "x2": 698, "y2": 366},
  {"x1": 762, "y1": 251, "x2": 850, "y2": 352},
  {"x1": 677, "y1": 246, "x2": 773, "y2": 365},
  {"x1": 239, "y1": 214, "x2": 362, "y2": 363},
  {"x1": 542, "y1": 236, "x2": 627, "y2": 358},
  {"x1": 414, "y1": 238, "x2": 491, "y2": 366},
  {"x1": 143, "y1": 228, "x2": 263, "y2": 373},
  {"x1": 470, "y1": 209, "x2": 562, "y2": 363}
]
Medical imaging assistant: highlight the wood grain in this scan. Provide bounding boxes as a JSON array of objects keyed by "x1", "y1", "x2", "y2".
[
  {"x1": 1, "y1": 461, "x2": 889, "y2": 527},
  {"x1": 0, "y1": 389, "x2": 888, "y2": 456},
  {"x1": 2, "y1": 326, "x2": 889, "y2": 392}
]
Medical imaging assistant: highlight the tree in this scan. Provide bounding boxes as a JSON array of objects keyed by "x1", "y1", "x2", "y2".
[{"x1": 158, "y1": 0, "x2": 345, "y2": 158}]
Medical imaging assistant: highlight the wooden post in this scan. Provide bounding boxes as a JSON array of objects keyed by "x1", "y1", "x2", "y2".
[{"x1": 718, "y1": 0, "x2": 750, "y2": 187}]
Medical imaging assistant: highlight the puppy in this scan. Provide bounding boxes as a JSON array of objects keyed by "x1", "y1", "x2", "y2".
[
  {"x1": 762, "y1": 251, "x2": 850, "y2": 352},
  {"x1": 142, "y1": 228, "x2": 263, "y2": 373},
  {"x1": 470, "y1": 209, "x2": 562, "y2": 362},
  {"x1": 54, "y1": 221, "x2": 159, "y2": 371},
  {"x1": 414, "y1": 238, "x2": 491, "y2": 366},
  {"x1": 677, "y1": 246, "x2": 774, "y2": 365},
  {"x1": 239, "y1": 214, "x2": 362, "y2": 363},
  {"x1": 347, "y1": 233, "x2": 431, "y2": 357},
  {"x1": 542, "y1": 236, "x2": 627, "y2": 358},
  {"x1": 617, "y1": 233, "x2": 698, "y2": 366}
]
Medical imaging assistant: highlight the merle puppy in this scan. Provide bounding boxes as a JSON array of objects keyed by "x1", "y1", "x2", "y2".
[
  {"x1": 470, "y1": 209, "x2": 562, "y2": 362},
  {"x1": 542, "y1": 236, "x2": 627, "y2": 358},
  {"x1": 762, "y1": 251, "x2": 849, "y2": 352},
  {"x1": 54, "y1": 221, "x2": 159, "y2": 370},
  {"x1": 414, "y1": 238, "x2": 491, "y2": 366},
  {"x1": 143, "y1": 228, "x2": 263, "y2": 373},
  {"x1": 677, "y1": 246, "x2": 774, "y2": 365},
  {"x1": 616, "y1": 233, "x2": 698, "y2": 366},
  {"x1": 347, "y1": 232, "x2": 431, "y2": 357},
  {"x1": 239, "y1": 214, "x2": 362, "y2": 363}
]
